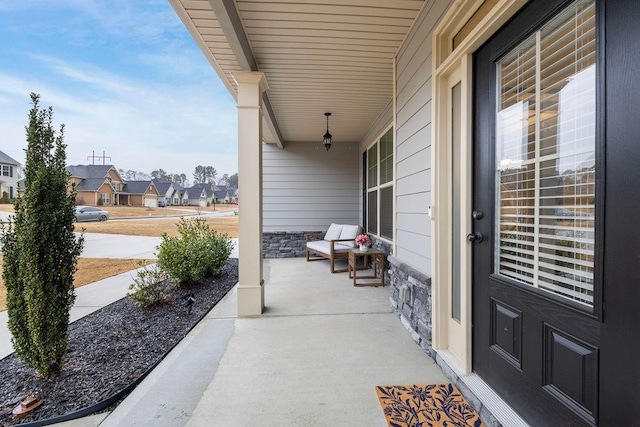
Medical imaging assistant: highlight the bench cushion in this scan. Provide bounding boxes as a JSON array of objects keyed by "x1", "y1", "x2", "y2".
[
  {"x1": 324, "y1": 223, "x2": 343, "y2": 241},
  {"x1": 306, "y1": 240, "x2": 352, "y2": 255},
  {"x1": 338, "y1": 224, "x2": 360, "y2": 248}
]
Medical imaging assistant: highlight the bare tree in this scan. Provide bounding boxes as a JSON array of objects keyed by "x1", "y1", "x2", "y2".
[{"x1": 193, "y1": 165, "x2": 217, "y2": 184}]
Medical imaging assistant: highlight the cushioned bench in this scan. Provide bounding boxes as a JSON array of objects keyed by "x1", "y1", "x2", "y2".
[{"x1": 305, "y1": 223, "x2": 360, "y2": 273}]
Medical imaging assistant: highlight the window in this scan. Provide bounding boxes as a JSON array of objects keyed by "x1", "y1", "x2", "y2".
[
  {"x1": 102, "y1": 193, "x2": 110, "y2": 205},
  {"x1": 495, "y1": 0, "x2": 596, "y2": 307},
  {"x1": 365, "y1": 127, "x2": 394, "y2": 240},
  {"x1": 1, "y1": 165, "x2": 11, "y2": 177}
]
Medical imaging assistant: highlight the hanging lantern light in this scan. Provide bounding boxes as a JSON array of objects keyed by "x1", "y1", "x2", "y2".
[{"x1": 323, "y1": 112, "x2": 332, "y2": 151}]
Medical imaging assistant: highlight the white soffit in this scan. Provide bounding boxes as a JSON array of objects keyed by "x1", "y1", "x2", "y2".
[{"x1": 172, "y1": 0, "x2": 425, "y2": 145}]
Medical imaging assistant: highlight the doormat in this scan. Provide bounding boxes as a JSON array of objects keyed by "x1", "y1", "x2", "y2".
[{"x1": 375, "y1": 383, "x2": 484, "y2": 427}]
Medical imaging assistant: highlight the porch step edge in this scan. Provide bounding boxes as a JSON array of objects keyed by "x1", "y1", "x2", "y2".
[{"x1": 435, "y1": 350, "x2": 530, "y2": 427}]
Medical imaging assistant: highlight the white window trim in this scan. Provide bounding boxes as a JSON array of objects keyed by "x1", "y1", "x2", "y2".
[{"x1": 365, "y1": 125, "x2": 394, "y2": 243}]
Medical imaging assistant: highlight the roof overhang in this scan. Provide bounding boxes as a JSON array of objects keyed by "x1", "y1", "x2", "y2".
[{"x1": 170, "y1": 0, "x2": 426, "y2": 148}]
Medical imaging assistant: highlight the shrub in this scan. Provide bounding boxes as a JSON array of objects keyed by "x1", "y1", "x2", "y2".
[
  {"x1": 0, "y1": 93, "x2": 84, "y2": 379},
  {"x1": 97, "y1": 198, "x2": 103, "y2": 206},
  {"x1": 128, "y1": 263, "x2": 169, "y2": 308},
  {"x1": 0, "y1": 192, "x2": 9, "y2": 204},
  {"x1": 157, "y1": 218, "x2": 233, "y2": 286}
]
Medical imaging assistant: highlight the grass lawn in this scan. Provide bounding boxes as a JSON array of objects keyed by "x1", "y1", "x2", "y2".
[
  {"x1": 75, "y1": 216, "x2": 238, "y2": 238},
  {"x1": 0, "y1": 257, "x2": 154, "y2": 311}
]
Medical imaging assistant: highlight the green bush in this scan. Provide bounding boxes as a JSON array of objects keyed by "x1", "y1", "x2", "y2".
[
  {"x1": 0, "y1": 93, "x2": 84, "y2": 379},
  {"x1": 97, "y1": 198, "x2": 103, "y2": 206},
  {"x1": 128, "y1": 263, "x2": 169, "y2": 308},
  {"x1": 0, "y1": 192, "x2": 9, "y2": 204},
  {"x1": 157, "y1": 218, "x2": 233, "y2": 286}
]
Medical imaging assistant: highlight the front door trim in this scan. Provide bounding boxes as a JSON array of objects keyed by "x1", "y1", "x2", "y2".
[{"x1": 431, "y1": 0, "x2": 527, "y2": 375}]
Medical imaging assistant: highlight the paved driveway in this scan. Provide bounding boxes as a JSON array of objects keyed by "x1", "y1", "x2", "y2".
[{"x1": 79, "y1": 233, "x2": 163, "y2": 259}]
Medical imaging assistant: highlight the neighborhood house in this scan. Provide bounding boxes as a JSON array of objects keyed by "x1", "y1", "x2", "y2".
[
  {"x1": 0, "y1": 150, "x2": 20, "y2": 201},
  {"x1": 15, "y1": 164, "x2": 237, "y2": 208}
]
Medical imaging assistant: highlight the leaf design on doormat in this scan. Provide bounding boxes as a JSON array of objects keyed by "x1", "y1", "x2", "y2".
[{"x1": 375, "y1": 384, "x2": 485, "y2": 427}]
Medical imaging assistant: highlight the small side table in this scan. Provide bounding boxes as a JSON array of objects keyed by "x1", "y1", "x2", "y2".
[{"x1": 348, "y1": 248, "x2": 385, "y2": 287}]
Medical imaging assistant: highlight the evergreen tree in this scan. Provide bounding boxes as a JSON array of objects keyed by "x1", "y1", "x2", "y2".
[{"x1": 0, "y1": 93, "x2": 84, "y2": 378}]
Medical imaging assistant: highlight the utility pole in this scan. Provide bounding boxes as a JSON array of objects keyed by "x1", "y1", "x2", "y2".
[{"x1": 86, "y1": 150, "x2": 112, "y2": 165}]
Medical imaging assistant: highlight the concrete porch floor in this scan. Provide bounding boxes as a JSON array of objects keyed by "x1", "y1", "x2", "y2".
[{"x1": 66, "y1": 257, "x2": 447, "y2": 426}]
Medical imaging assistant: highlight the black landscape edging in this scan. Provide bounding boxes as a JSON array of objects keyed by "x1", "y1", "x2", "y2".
[{"x1": 13, "y1": 280, "x2": 236, "y2": 426}]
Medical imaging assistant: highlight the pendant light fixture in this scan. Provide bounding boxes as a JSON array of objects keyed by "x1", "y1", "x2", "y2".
[{"x1": 323, "y1": 112, "x2": 332, "y2": 151}]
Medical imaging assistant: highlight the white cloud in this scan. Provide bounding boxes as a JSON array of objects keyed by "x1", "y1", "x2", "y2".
[{"x1": 0, "y1": 0, "x2": 241, "y2": 178}]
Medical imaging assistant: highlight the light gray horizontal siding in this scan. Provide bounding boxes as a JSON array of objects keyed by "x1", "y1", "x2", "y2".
[
  {"x1": 263, "y1": 141, "x2": 359, "y2": 232},
  {"x1": 397, "y1": 192, "x2": 430, "y2": 214},
  {"x1": 397, "y1": 212, "x2": 431, "y2": 236},
  {"x1": 393, "y1": 0, "x2": 451, "y2": 274},
  {"x1": 397, "y1": 125, "x2": 431, "y2": 162},
  {"x1": 397, "y1": 145, "x2": 431, "y2": 180}
]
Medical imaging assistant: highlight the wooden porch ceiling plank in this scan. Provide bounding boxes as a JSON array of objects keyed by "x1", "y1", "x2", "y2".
[
  {"x1": 236, "y1": 2, "x2": 421, "y2": 19},
  {"x1": 249, "y1": 34, "x2": 401, "y2": 47},
  {"x1": 269, "y1": 94, "x2": 390, "y2": 102},
  {"x1": 236, "y1": 0, "x2": 424, "y2": 11},
  {"x1": 274, "y1": 111, "x2": 386, "y2": 119},
  {"x1": 253, "y1": 47, "x2": 395, "y2": 58},
  {"x1": 243, "y1": 19, "x2": 411, "y2": 34},
  {"x1": 255, "y1": 54, "x2": 390, "y2": 65},
  {"x1": 269, "y1": 79, "x2": 392, "y2": 92},
  {"x1": 181, "y1": 0, "x2": 212, "y2": 10},
  {"x1": 201, "y1": 34, "x2": 229, "y2": 42},
  {"x1": 259, "y1": 63, "x2": 391, "y2": 73},
  {"x1": 192, "y1": 18, "x2": 222, "y2": 28},
  {"x1": 186, "y1": 9, "x2": 217, "y2": 19},
  {"x1": 239, "y1": 12, "x2": 414, "y2": 27},
  {"x1": 204, "y1": 42, "x2": 234, "y2": 51},
  {"x1": 251, "y1": 42, "x2": 397, "y2": 54},
  {"x1": 212, "y1": 54, "x2": 238, "y2": 61},
  {"x1": 257, "y1": 58, "x2": 391, "y2": 69},
  {"x1": 267, "y1": 74, "x2": 390, "y2": 83},
  {"x1": 196, "y1": 27, "x2": 224, "y2": 36},
  {"x1": 245, "y1": 27, "x2": 405, "y2": 41}
]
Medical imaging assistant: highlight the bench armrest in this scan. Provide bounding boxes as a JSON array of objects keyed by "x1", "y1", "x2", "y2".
[{"x1": 329, "y1": 238, "x2": 356, "y2": 253}]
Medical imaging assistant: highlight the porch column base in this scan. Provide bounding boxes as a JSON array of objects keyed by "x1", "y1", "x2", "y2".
[{"x1": 237, "y1": 281, "x2": 265, "y2": 316}]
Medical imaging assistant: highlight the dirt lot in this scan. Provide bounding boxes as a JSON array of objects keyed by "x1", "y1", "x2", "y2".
[
  {"x1": 0, "y1": 203, "x2": 238, "y2": 311},
  {"x1": 76, "y1": 216, "x2": 238, "y2": 238},
  {"x1": 0, "y1": 204, "x2": 238, "y2": 238}
]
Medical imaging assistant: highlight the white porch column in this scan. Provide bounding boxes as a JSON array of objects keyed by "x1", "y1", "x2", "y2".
[{"x1": 232, "y1": 71, "x2": 268, "y2": 316}]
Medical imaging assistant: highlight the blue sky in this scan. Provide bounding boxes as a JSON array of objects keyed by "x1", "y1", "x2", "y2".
[{"x1": 0, "y1": 0, "x2": 238, "y2": 180}]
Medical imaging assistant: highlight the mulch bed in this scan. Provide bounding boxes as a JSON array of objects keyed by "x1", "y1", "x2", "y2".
[{"x1": 0, "y1": 258, "x2": 238, "y2": 426}]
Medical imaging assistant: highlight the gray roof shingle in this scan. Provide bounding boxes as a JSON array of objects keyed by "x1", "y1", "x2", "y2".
[
  {"x1": 123, "y1": 181, "x2": 154, "y2": 195},
  {"x1": 0, "y1": 150, "x2": 20, "y2": 166},
  {"x1": 66, "y1": 164, "x2": 116, "y2": 179}
]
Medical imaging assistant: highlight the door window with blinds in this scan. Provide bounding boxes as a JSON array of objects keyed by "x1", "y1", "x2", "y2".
[
  {"x1": 494, "y1": 0, "x2": 596, "y2": 308},
  {"x1": 366, "y1": 127, "x2": 393, "y2": 240}
]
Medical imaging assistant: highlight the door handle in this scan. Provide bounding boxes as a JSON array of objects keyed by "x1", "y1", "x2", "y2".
[{"x1": 467, "y1": 232, "x2": 483, "y2": 243}]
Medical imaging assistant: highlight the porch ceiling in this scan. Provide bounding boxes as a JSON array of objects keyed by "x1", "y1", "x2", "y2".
[{"x1": 171, "y1": 0, "x2": 425, "y2": 146}]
